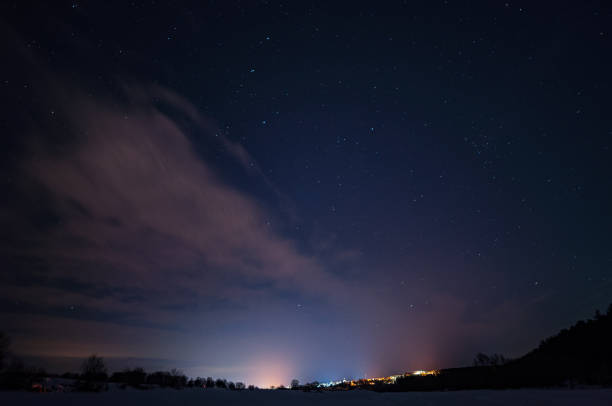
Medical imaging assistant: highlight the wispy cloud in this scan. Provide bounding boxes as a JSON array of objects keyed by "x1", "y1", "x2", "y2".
[{"x1": 2, "y1": 83, "x2": 342, "y2": 332}]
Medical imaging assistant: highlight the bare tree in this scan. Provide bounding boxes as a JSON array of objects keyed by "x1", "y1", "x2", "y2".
[
  {"x1": 473, "y1": 352, "x2": 508, "y2": 367},
  {"x1": 78, "y1": 354, "x2": 108, "y2": 392},
  {"x1": 0, "y1": 332, "x2": 10, "y2": 370},
  {"x1": 81, "y1": 354, "x2": 108, "y2": 381},
  {"x1": 473, "y1": 352, "x2": 490, "y2": 366}
]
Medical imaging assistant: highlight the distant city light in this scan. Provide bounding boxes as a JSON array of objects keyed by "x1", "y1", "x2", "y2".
[{"x1": 317, "y1": 370, "x2": 439, "y2": 388}]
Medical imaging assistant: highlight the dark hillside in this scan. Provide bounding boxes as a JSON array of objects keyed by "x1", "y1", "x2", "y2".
[
  {"x1": 510, "y1": 305, "x2": 612, "y2": 386},
  {"x1": 390, "y1": 305, "x2": 612, "y2": 391}
]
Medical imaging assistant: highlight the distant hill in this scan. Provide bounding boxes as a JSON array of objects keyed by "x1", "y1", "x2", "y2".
[
  {"x1": 391, "y1": 305, "x2": 612, "y2": 391},
  {"x1": 509, "y1": 304, "x2": 612, "y2": 386}
]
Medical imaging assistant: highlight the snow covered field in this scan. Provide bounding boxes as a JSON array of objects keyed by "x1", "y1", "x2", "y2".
[{"x1": 2, "y1": 388, "x2": 612, "y2": 406}]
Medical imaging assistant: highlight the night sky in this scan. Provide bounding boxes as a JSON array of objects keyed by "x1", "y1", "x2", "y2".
[{"x1": 1, "y1": 1, "x2": 612, "y2": 388}]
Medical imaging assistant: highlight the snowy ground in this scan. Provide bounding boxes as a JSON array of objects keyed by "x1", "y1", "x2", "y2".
[{"x1": 3, "y1": 388, "x2": 612, "y2": 406}]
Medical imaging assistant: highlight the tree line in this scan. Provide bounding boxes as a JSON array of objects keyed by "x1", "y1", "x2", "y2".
[{"x1": 0, "y1": 342, "x2": 255, "y2": 392}]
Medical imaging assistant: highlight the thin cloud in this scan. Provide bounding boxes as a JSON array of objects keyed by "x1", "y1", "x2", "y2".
[{"x1": 9, "y1": 84, "x2": 341, "y2": 326}]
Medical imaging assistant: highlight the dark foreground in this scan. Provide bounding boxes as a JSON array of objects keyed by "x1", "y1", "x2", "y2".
[{"x1": 2, "y1": 388, "x2": 612, "y2": 406}]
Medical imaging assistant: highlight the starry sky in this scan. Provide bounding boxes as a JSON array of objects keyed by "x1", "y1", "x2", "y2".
[{"x1": 1, "y1": 0, "x2": 612, "y2": 388}]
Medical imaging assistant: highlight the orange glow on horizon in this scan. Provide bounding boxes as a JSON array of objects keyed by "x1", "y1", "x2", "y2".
[{"x1": 243, "y1": 354, "x2": 296, "y2": 389}]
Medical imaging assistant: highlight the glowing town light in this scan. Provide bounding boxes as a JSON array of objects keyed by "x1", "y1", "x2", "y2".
[{"x1": 317, "y1": 370, "x2": 440, "y2": 388}]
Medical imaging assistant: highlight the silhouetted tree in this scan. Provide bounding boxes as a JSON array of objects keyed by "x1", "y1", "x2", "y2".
[
  {"x1": 79, "y1": 354, "x2": 108, "y2": 391},
  {"x1": 228, "y1": 381, "x2": 236, "y2": 390},
  {"x1": 473, "y1": 352, "x2": 508, "y2": 367},
  {"x1": 473, "y1": 352, "x2": 490, "y2": 367},
  {"x1": 194, "y1": 377, "x2": 204, "y2": 387},
  {"x1": 215, "y1": 378, "x2": 227, "y2": 388},
  {"x1": 169, "y1": 368, "x2": 187, "y2": 388},
  {"x1": 81, "y1": 355, "x2": 108, "y2": 381},
  {"x1": 248, "y1": 384, "x2": 255, "y2": 390},
  {"x1": 290, "y1": 378, "x2": 300, "y2": 389},
  {"x1": 206, "y1": 377, "x2": 214, "y2": 388},
  {"x1": 235, "y1": 381, "x2": 245, "y2": 390},
  {"x1": 0, "y1": 332, "x2": 9, "y2": 371}
]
